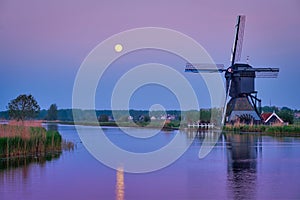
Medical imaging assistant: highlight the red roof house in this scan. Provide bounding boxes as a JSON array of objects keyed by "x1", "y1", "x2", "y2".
[{"x1": 261, "y1": 111, "x2": 284, "y2": 125}]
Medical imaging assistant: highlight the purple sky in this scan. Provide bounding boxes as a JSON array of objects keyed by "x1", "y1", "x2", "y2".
[{"x1": 0, "y1": 0, "x2": 299, "y2": 110}]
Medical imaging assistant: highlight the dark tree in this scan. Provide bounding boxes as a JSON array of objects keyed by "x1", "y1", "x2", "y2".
[
  {"x1": 262, "y1": 106, "x2": 279, "y2": 113},
  {"x1": 144, "y1": 115, "x2": 150, "y2": 123},
  {"x1": 46, "y1": 104, "x2": 58, "y2": 120},
  {"x1": 8, "y1": 94, "x2": 40, "y2": 121},
  {"x1": 98, "y1": 114, "x2": 109, "y2": 122},
  {"x1": 200, "y1": 109, "x2": 211, "y2": 122},
  {"x1": 185, "y1": 110, "x2": 200, "y2": 122},
  {"x1": 138, "y1": 115, "x2": 150, "y2": 123},
  {"x1": 278, "y1": 109, "x2": 294, "y2": 124}
]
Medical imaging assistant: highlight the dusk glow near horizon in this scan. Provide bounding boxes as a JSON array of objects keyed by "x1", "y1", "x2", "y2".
[{"x1": 0, "y1": 0, "x2": 299, "y2": 111}]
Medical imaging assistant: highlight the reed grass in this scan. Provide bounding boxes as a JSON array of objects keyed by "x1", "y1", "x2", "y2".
[
  {"x1": 0, "y1": 124, "x2": 62, "y2": 158},
  {"x1": 223, "y1": 124, "x2": 300, "y2": 136}
]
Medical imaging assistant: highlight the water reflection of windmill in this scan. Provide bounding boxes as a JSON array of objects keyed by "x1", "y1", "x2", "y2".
[
  {"x1": 185, "y1": 15, "x2": 279, "y2": 124},
  {"x1": 225, "y1": 133, "x2": 262, "y2": 199}
]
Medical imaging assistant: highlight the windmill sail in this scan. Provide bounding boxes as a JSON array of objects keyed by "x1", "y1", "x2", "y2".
[
  {"x1": 185, "y1": 63, "x2": 226, "y2": 73},
  {"x1": 254, "y1": 67, "x2": 279, "y2": 78},
  {"x1": 230, "y1": 15, "x2": 246, "y2": 65},
  {"x1": 222, "y1": 79, "x2": 232, "y2": 125}
]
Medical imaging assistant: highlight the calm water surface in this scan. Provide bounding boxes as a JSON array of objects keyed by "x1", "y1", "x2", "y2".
[{"x1": 1, "y1": 124, "x2": 300, "y2": 200}]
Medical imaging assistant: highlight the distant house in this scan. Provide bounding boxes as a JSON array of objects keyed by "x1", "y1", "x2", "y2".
[
  {"x1": 150, "y1": 116, "x2": 157, "y2": 120},
  {"x1": 160, "y1": 115, "x2": 167, "y2": 120},
  {"x1": 294, "y1": 112, "x2": 300, "y2": 119},
  {"x1": 261, "y1": 111, "x2": 284, "y2": 125},
  {"x1": 128, "y1": 116, "x2": 133, "y2": 121}
]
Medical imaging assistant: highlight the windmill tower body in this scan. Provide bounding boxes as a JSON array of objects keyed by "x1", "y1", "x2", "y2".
[{"x1": 225, "y1": 64, "x2": 261, "y2": 123}]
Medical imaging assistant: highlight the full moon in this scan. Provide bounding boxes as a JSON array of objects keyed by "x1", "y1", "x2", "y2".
[{"x1": 114, "y1": 44, "x2": 123, "y2": 52}]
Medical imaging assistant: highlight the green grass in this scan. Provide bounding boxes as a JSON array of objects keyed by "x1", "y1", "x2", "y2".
[
  {"x1": 59, "y1": 120, "x2": 182, "y2": 130},
  {"x1": 223, "y1": 124, "x2": 300, "y2": 136},
  {"x1": 0, "y1": 125, "x2": 62, "y2": 158}
]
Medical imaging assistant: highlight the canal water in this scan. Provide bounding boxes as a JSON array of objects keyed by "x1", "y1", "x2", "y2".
[{"x1": 1, "y1": 124, "x2": 300, "y2": 199}]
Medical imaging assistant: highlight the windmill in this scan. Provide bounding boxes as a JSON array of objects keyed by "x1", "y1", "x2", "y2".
[{"x1": 185, "y1": 15, "x2": 279, "y2": 124}]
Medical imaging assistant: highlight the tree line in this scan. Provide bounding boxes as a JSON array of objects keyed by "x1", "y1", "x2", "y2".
[{"x1": 0, "y1": 94, "x2": 297, "y2": 124}]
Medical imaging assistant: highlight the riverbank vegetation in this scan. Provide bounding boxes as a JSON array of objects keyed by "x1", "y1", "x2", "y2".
[
  {"x1": 0, "y1": 95, "x2": 75, "y2": 159},
  {"x1": 1, "y1": 106, "x2": 297, "y2": 122},
  {"x1": 1, "y1": 108, "x2": 212, "y2": 122},
  {"x1": 55, "y1": 119, "x2": 300, "y2": 135},
  {"x1": 0, "y1": 124, "x2": 63, "y2": 158},
  {"x1": 1, "y1": 94, "x2": 299, "y2": 136},
  {"x1": 58, "y1": 120, "x2": 182, "y2": 130},
  {"x1": 223, "y1": 124, "x2": 300, "y2": 136}
]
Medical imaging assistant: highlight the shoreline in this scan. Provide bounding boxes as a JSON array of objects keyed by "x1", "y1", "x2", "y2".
[
  {"x1": 45, "y1": 120, "x2": 180, "y2": 130},
  {"x1": 45, "y1": 121, "x2": 300, "y2": 136},
  {"x1": 223, "y1": 124, "x2": 300, "y2": 136}
]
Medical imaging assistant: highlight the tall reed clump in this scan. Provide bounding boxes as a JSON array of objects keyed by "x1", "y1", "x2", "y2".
[
  {"x1": 223, "y1": 124, "x2": 300, "y2": 135},
  {"x1": 0, "y1": 124, "x2": 62, "y2": 158},
  {"x1": 265, "y1": 125, "x2": 300, "y2": 136}
]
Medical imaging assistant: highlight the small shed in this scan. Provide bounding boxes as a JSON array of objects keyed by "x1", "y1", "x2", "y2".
[{"x1": 261, "y1": 111, "x2": 284, "y2": 125}]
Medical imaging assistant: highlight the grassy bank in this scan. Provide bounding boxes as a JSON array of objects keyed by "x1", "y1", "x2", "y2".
[
  {"x1": 56, "y1": 120, "x2": 300, "y2": 136},
  {"x1": 58, "y1": 120, "x2": 181, "y2": 130},
  {"x1": 0, "y1": 124, "x2": 62, "y2": 158},
  {"x1": 223, "y1": 125, "x2": 300, "y2": 136}
]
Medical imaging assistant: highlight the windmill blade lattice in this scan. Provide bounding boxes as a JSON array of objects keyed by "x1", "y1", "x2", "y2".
[
  {"x1": 231, "y1": 15, "x2": 246, "y2": 65},
  {"x1": 185, "y1": 63, "x2": 226, "y2": 73}
]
